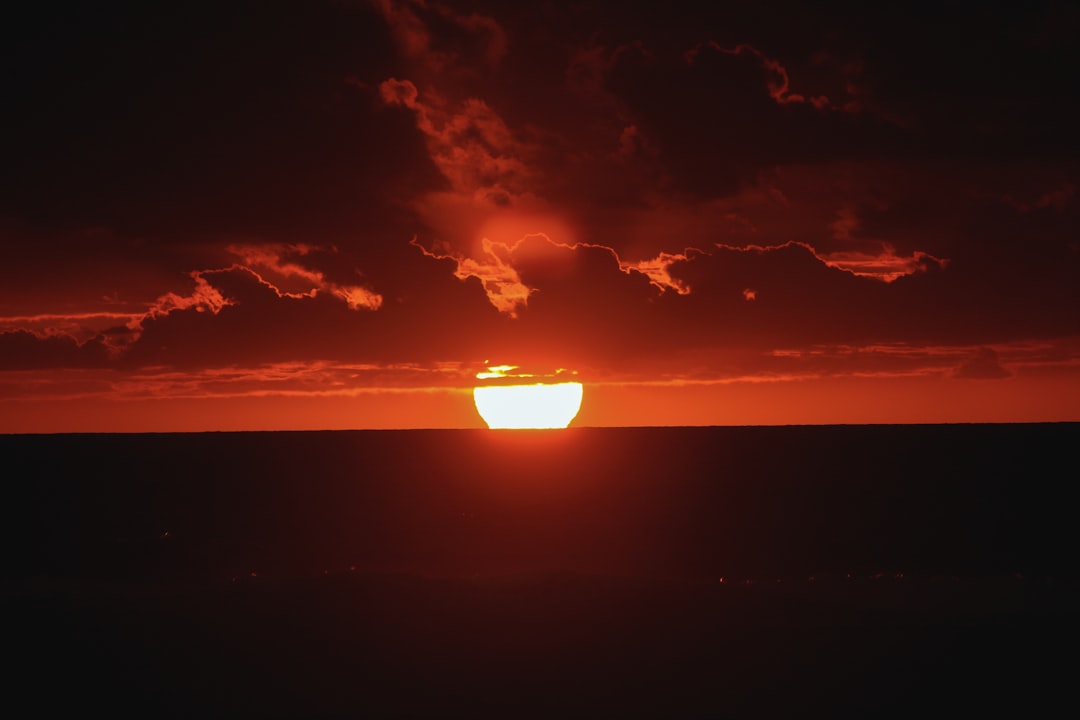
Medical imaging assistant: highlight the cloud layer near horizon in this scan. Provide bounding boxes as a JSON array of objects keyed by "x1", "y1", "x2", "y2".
[{"x1": 2, "y1": 0, "x2": 1078, "y2": 423}]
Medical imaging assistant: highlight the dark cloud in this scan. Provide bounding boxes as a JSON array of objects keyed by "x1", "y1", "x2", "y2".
[
  {"x1": 0, "y1": 331, "x2": 111, "y2": 370},
  {"x1": 602, "y1": 41, "x2": 898, "y2": 200},
  {"x1": 1, "y1": 0, "x2": 440, "y2": 236},
  {"x1": 118, "y1": 259, "x2": 512, "y2": 369},
  {"x1": 953, "y1": 347, "x2": 1012, "y2": 380}
]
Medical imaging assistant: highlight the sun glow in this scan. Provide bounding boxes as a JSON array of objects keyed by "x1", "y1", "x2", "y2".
[{"x1": 472, "y1": 365, "x2": 583, "y2": 429}]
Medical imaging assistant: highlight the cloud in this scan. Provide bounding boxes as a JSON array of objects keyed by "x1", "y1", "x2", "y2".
[
  {"x1": 20, "y1": 200, "x2": 1063, "y2": 381},
  {"x1": 372, "y1": 0, "x2": 507, "y2": 76},
  {"x1": 2, "y1": 0, "x2": 445, "y2": 244},
  {"x1": 410, "y1": 235, "x2": 533, "y2": 316},
  {"x1": 412, "y1": 227, "x2": 708, "y2": 315},
  {"x1": 0, "y1": 311, "x2": 142, "y2": 344},
  {"x1": 226, "y1": 244, "x2": 383, "y2": 310},
  {"x1": 379, "y1": 78, "x2": 534, "y2": 202},
  {"x1": 622, "y1": 250, "x2": 701, "y2": 294},
  {"x1": 601, "y1": 39, "x2": 904, "y2": 200},
  {"x1": 120, "y1": 266, "x2": 378, "y2": 368},
  {"x1": 953, "y1": 347, "x2": 1013, "y2": 380},
  {"x1": 373, "y1": 14, "x2": 952, "y2": 304},
  {"x1": 817, "y1": 248, "x2": 948, "y2": 283},
  {"x1": 1003, "y1": 183, "x2": 1077, "y2": 213},
  {"x1": 107, "y1": 241, "x2": 518, "y2": 371},
  {"x1": 0, "y1": 330, "x2": 111, "y2": 370},
  {"x1": 143, "y1": 273, "x2": 234, "y2": 320},
  {"x1": 685, "y1": 43, "x2": 834, "y2": 110}
]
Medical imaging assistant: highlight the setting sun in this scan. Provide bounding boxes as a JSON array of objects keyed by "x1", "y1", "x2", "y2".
[
  {"x1": 473, "y1": 364, "x2": 584, "y2": 429},
  {"x1": 473, "y1": 382, "x2": 584, "y2": 429}
]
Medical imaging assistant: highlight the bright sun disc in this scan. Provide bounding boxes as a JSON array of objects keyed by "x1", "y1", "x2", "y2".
[{"x1": 473, "y1": 382, "x2": 583, "y2": 429}]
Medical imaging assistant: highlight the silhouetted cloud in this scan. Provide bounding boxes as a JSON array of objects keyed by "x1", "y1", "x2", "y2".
[
  {"x1": 0, "y1": 330, "x2": 111, "y2": 370},
  {"x1": 953, "y1": 347, "x2": 1012, "y2": 380}
]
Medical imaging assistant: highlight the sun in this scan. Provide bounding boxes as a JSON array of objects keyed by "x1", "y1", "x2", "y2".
[
  {"x1": 474, "y1": 383, "x2": 583, "y2": 429},
  {"x1": 473, "y1": 365, "x2": 584, "y2": 429}
]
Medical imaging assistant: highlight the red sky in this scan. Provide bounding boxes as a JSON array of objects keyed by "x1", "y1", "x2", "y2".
[{"x1": 3, "y1": 0, "x2": 1079, "y2": 431}]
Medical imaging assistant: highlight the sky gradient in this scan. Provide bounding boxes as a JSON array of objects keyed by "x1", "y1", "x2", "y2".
[{"x1": 3, "y1": 0, "x2": 1079, "y2": 431}]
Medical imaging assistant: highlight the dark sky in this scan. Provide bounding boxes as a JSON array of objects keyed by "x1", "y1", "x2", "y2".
[{"x1": 2, "y1": 0, "x2": 1078, "y2": 430}]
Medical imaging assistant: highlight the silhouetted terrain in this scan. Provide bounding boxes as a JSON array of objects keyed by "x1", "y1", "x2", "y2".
[{"x1": 5, "y1": 425, "x2": 1078, "y2": 716}]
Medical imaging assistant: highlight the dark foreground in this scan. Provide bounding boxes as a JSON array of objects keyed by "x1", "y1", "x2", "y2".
[{"x1": 5, "y1": 424, "x2": 1079, "y2": 716}]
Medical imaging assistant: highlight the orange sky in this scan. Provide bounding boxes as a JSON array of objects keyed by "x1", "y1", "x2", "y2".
[{"x1": 2, "y1": 1, "x2": 1079, "y2": 431}]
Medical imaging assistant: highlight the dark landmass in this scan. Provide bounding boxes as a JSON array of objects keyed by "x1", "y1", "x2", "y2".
[
  {"x1": 11, "y1": 571, "x2": 1076, "y2": 717},
  {"x1": 5, "y1": 424, "x2": 1079, "y2": 716}
]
